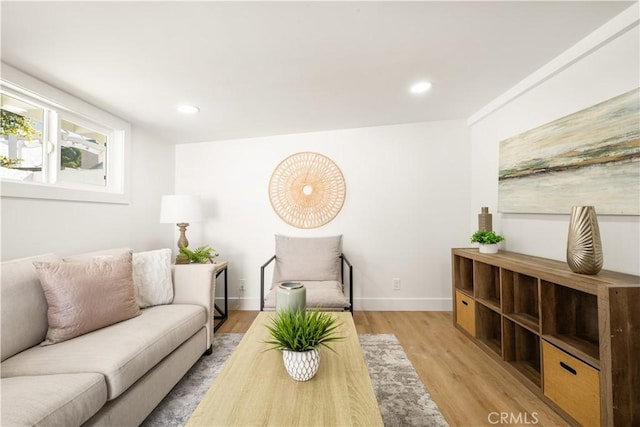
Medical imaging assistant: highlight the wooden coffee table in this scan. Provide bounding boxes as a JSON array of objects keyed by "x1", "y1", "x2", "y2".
[{"x1": 186, "y1": 312, "x2": 383, "y2": 426}]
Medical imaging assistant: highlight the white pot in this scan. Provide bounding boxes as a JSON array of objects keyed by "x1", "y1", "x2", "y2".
[
  {"x1": 479, "y1": 243, "x2": 499, "y2": 254},
  {"x1": 282, "y1": 348, "x2": 320, "y2": 381}
]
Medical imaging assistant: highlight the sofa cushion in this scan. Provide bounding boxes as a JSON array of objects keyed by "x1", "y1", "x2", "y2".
[
  {"x1": 0, "y1": 304, "x2": 205, "y2": 400},
  {"x1": 272, "y1": 235, "x2": 342, "y2": 285},
  {"x1": 132, "y1": 248, "x2": 174, "y2": 308},
  {"x1": 34, "y1": 252, "x2": 140, "y2": 345},
  {"x1": 82, "y1": 329, "x2": 207, "y2": 427},
  {"x1": 1, "y1": 253, "x2": 59, "y2": 361},
  {"x1": 1, "y1": 373, "x2": 107, "y2": 427},
  {"x1": 264, "y1": 280, "x2": 350, "y2": 310}
]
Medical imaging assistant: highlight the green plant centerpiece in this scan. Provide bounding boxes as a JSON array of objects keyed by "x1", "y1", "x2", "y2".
[
  {"x1": 265, "y1": 308, "x2": 344, "y2": 381},
  {"x1": 471, "y1": 230, "x2": 504, "y2": 254},
  {"x1": 176, "y1": 244, "x2": 218, "y2": 264}
]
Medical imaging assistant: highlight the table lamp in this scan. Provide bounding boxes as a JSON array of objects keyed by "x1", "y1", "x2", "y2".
[{"x1": 160, "y1": 195, "x2": 203, "y2": 258}]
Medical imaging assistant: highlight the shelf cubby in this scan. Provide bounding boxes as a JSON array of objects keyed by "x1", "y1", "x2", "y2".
[
  {"x1": 502, "y1": 270, "x2": 540, "y2": 333},
  {"x1": 541, "y1": 281, "x2": 599, "y2": 366},
  {"x1": 476, "y1": 303, "x2": 502, "y2": 357},
  {"x1": 453, "y1": 255, "x2": 474, "y2": 295},
  {"x1": 503, "y1": 318, "x2": 541, "y2": 387},
  {"x1": 474, "y1": 261, "x2": 500, "y2": 310}
]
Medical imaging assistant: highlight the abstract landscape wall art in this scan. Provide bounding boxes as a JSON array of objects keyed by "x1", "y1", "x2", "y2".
[{"x1": 498, "y1": 88, "x2": 640, "y2": 215}]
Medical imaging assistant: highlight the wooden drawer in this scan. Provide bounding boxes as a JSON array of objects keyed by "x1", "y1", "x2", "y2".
[
  {"x1": 455, "y1": 291, "x2": 476, "y2": 337},
  {"x1": 543, "y1": 340, "x2": 600, "y2": 426}
]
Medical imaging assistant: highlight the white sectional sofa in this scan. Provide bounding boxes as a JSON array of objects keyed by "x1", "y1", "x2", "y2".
[{"x1": 1, "y1": 249, "x2": 217, "y2": 426}]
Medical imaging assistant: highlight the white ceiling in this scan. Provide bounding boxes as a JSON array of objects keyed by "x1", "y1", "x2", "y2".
[{"x1": 1, "y1": 1, "x2": 634, "y2": 144}]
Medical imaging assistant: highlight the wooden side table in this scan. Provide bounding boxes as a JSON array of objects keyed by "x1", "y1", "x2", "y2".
[{"x1": 212, "y1": 261, "x2": 228, "y2": 331}]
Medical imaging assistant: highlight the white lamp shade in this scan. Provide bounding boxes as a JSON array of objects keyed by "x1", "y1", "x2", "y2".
[{"x1": 160, "y1": 195, "x2": 203, "y2": 223}]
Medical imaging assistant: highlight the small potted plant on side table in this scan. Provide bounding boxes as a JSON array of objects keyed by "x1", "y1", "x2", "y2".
[
  {"x1": 176, "y1": 245, "x2": 218, "y2": 264},
  {"x1": 471, "y1": 230, "x2": 504, "y2": 254},
  {"x1": 264, "y1": 309, "x2": 344, "y2": 382}
]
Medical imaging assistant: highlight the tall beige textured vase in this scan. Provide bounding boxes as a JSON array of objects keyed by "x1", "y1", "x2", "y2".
[{"x1": 567, "y1": 206, "x2": 603, "y2": 275}]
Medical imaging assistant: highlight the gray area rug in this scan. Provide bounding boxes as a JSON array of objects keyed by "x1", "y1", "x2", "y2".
[
  {"x1": 142, "y1": 333, "x2": 448, "y2": 427},
  {"x1": 360, "y1": 334, "x2": 448, "y2": 427}
]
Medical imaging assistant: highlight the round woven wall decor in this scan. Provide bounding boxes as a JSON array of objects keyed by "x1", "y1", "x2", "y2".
[{"x1": 269, "y1": 152, "x2": 346, "y2": 229}]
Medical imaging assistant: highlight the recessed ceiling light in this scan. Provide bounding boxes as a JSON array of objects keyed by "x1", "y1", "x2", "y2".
[
  {"x1": 410, "y1": 81, "x2": 432, "y2": 94},
  {"x1": 177, "y1": 105, "x2": 200, "y2": 114}
]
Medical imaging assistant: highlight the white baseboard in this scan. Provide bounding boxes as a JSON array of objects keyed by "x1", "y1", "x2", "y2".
[
  {"x1": 355, "y1": 298, "x2": 452, "y2": 311},
  {"x1": 224, "y1": 297, "x2": 452, "y2": 312},
  {"x1": 236, "y1": 297, "x2": 259, "y2": 311},
  {"x1": 218, "y1": 297, "x2": 259, "y2": 311}
]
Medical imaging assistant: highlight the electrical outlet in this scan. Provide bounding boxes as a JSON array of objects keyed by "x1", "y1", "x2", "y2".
[
  {"x1": 392, "y1": 278, "x2": 401, "y2": 290},
  {"x1": 239, "y1": 279, "x2": 246, "y2": 292}
]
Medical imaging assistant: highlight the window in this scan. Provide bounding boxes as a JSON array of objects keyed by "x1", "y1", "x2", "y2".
[
  {"x1": 0, "y1": 93, "x2": 45, "y2": 182},
  {"x1": 0, "y1": 65, "x2": 130, "y2": 203},
  {"x1": 59, "y1": 118, "x2": 107, "y2": 187}
]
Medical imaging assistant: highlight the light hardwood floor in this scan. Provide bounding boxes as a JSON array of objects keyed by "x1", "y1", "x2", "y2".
[{"x1": 217, "y1": 311, "x2": 569, "y2": 427}]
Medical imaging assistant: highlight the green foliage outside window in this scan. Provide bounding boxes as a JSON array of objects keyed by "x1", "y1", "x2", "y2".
[
  {"x1": 1, "y1": 109, "x2": 40, "y2": 169},
  {"x1": 0, "y1": 109, "x2": 40, "y2": 141},
  {"x1": 61, "y1": 146, "x2": 82, "y2": 169},
  {"x1": 0, "y1": 155, "x2": 23, "y2": 168}
]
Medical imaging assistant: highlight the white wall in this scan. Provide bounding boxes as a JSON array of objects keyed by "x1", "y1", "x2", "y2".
[
  {"x1": 1, "y1": 125, "x2": 176, "y2": 259},
  {"x1": 175, "y1": 120, "x2": 470, "y2": 310},
  {"x1": 469, "y1": 13, "x2": 639, "y2": 275}
]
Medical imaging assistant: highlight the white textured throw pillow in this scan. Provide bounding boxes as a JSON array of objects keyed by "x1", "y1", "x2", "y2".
[{"x1": 132, "y1": 248, "x2": 174, "y2": 308}]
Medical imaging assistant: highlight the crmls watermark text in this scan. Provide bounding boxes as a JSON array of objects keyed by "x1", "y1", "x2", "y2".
[{"x1": 488, "y1": 412, "x2": 539, "y2": 425}]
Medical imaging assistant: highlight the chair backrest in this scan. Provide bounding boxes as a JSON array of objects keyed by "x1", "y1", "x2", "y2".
[{"x1": 272, "y1": 235, "x2": 342, "y2": 284}]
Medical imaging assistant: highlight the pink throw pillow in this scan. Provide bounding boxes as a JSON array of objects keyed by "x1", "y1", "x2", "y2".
[{"x1": 33, "y1": 252, "x2": 140, "y2": 345}]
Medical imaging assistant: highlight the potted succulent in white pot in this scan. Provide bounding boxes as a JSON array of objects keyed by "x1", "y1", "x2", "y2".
[
  {"x1": 471, "y1": 230, "x2": 504, "y2": 254},
  {"x1": 264, "y1": 309, "x2": 344, "y2": 381}
]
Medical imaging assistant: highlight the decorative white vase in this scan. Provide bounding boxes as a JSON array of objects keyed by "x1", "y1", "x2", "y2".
[
  {"x1": 282, "y1": 348, "x2": 320, "y2": 381},
  {"x1": 479, "y1": 243, "x2": 499, "y2": 254}
]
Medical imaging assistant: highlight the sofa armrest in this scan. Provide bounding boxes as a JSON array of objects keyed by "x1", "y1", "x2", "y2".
[{"x1": 171, "y1": 264, "x2": 216, "y2": 350}]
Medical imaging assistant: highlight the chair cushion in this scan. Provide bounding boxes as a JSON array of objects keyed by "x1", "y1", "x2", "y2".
[
  {"x1": 272, "y1": 235, "x2": 342, "y2": 285},
  {"x1": 33, "y1": 252, "x2": 140, "y2": 345},
  {"x1": 0, "y1": 304, "x2": 206, "y2": 400},
  {"x1": 1, "y1": 373, "x2": 107, "y2": 427},
  {"x1": 264, "y1": 281, "x2": 350, "y2": 310}
]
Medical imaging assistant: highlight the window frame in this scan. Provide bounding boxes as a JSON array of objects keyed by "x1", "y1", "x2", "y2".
[
  {"x1": 0, "y1": 64, "x2": 131, "y2": 204},
  {"x1": 57, "y1": 111, "x2": 111, "y2": 189}
]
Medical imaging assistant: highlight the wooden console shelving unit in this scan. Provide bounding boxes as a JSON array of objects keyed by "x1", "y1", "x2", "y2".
[{"x1": 451, "y1": 248, "x2": 639, "y2": 427}]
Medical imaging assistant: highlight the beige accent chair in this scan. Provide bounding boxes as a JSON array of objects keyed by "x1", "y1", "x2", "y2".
[{"x1": 260, "y1": 235, "x2": 353, "y2": 312}]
